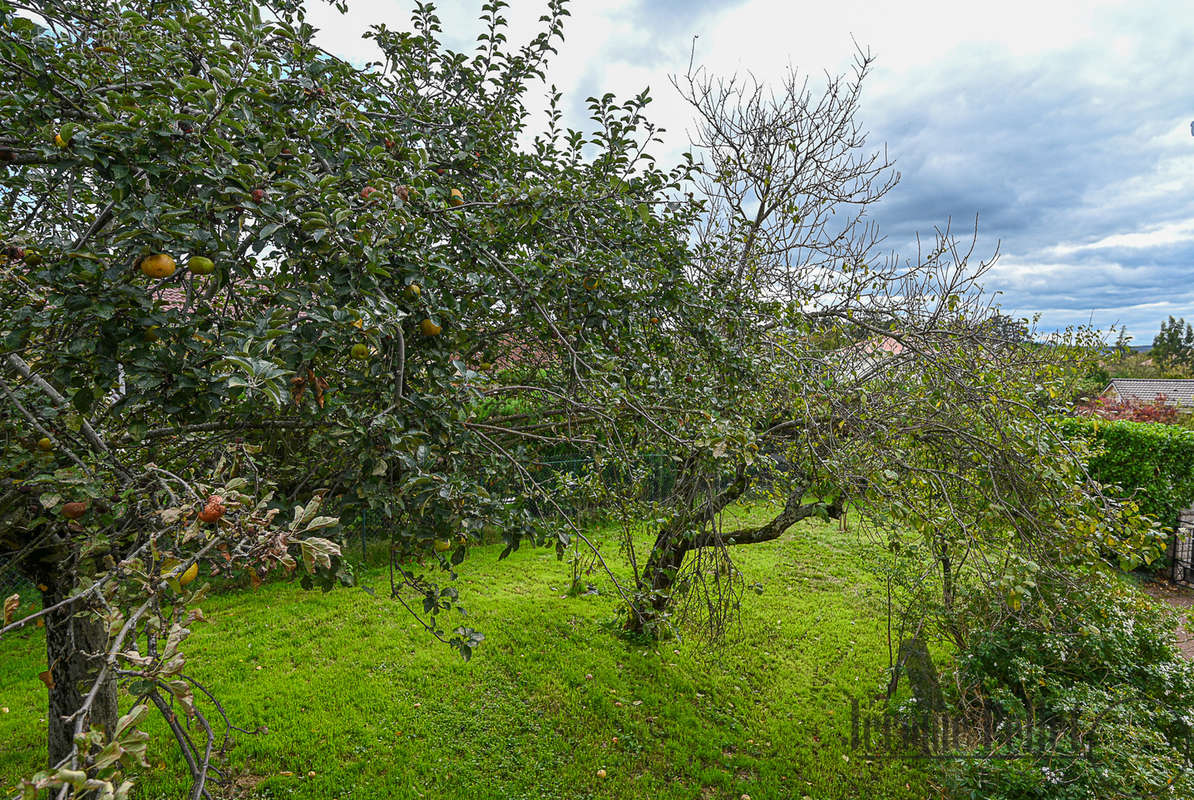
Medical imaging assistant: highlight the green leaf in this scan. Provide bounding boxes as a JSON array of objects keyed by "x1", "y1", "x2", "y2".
[{"x1": 72, "y1": 387, "x2": 94, "y2": 413}]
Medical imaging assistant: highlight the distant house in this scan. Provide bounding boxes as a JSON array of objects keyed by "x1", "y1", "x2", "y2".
[
  {"x1": 832, "y1": 335, "x2": 910, "y2": 384},
  {"x1": 1100, "y1": 379, "x2": 1194, "y2": 409}
]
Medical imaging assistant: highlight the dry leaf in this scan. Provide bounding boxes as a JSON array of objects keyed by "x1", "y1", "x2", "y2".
[
  {"x1": 290, "y1": 374, "x2": 306, "y2": 406},
  {"x1": 38, "y1": 669, "x2": 54, "y2": 689},
  {"x1": 3, "y1": 593, "x2": 18, "y2": 626}
]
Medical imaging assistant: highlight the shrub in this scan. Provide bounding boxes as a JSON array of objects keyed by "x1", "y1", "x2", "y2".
[
  {"x1": 948, "y1": 574, "x2": 1194, "y2": 799},
  {"x1": 1075, "y1": 393, "x2": 1182, "y2": 424},
  {"x1": 1059, "y1": 418, "x2": 1194, "y2": 531}
]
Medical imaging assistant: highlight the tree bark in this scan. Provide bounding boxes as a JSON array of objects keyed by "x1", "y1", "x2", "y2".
[
  {"x1": 628, "y1": 478, "x2": 818, "y2": 633},
  {"x1": 635, "y1": 522, "x2": 690, "y2": 623},
  {"x1": 41, "y1": 571, "x2": 118, "y2": 767},
  {"x1": 628, "y1": 471, "x2": 747, "y2": 631}
]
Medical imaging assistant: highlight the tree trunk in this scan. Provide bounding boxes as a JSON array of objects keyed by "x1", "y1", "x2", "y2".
[
  {"x1": 940, "y1": 546, "x2": 953, "y2": 616},
  {"x1": 936, "y1": 538, "x2": 966, "y2": 649},
  {"x1": 627, "y1": 478, "x2": 816, "y2": 634},
  {"x1": 630, "y1": 527, "x2": 688, "y2": 631},
  {"x1": 627, "y1": 469, "x2": 748, "y2": 634},
  {"x1": 41, "y1": 571, "x2": 118, "y2": 767}
]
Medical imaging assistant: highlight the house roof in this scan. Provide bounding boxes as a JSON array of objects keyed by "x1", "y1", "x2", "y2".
[
  {"x1": 1102, "y1": 378, "x2": 1194, "y2": 408},
  {"x1": 857, "y1": 336, "x2": 907, "y2": 357},
  {"x1": 832, "y1": 336, "x2": 910, "y2": 383},
  {"x1": 158, "y1": 287, "x2": 186, "y2": 310}
]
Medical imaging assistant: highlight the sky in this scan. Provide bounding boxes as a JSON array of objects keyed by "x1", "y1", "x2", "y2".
[{"x1": 305, "y1": 0, "x2": 1194, "y2": 345}]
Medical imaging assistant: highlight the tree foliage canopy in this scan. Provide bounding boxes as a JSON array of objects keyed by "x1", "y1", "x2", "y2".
[
  {"x1": 1150, "y1": 315, "x2": 1194, "y2": 372},
  {"x1": 0, "y1": 0, "x2": 711, "y2": 791}
]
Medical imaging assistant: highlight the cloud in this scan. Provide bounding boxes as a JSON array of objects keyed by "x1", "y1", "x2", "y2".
[
  {"x1": 853, "y1": 8, "x2": 1194, "y2": 341},
  {"x1": 1046, "y1": 220, "x2": 1194, "y2": 257}
]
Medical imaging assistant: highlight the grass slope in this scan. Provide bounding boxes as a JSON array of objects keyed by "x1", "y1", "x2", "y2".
[{"x1": 1, "y1": 505, "x2": 932, "y2": 799}]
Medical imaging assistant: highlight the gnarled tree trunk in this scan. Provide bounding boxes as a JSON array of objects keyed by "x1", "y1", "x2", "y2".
[
  {"x1": 628, "y1": 477, "x2": 821, "y2": 633},
  {"x1": 41, "y1": 570, "x2": 118, "y2": 767}
]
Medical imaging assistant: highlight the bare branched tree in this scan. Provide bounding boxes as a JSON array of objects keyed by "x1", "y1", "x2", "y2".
[
  {"x1": 681, "y1": 48, "x2": 897, "y2": 303},
  {"x1": 622, "y1": 52, "x2": 1160, "y2": 638}
]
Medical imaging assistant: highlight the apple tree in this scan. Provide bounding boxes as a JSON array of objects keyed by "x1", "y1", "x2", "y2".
[
  {"x1": 0, "y1": 0, "x2": 1163, "y2": 795},
  {"x1": 0, "y1": 0, "x2": 712, "y2": 794}
]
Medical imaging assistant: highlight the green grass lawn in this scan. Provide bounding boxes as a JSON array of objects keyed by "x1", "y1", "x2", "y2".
[{"x1": 0, "y1": 505, "x2": 934, "y2": 799}]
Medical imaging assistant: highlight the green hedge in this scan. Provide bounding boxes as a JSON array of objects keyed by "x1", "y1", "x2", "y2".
[{"x1": 1059, "y1": 417, "x2": 1194, "y2": 529}]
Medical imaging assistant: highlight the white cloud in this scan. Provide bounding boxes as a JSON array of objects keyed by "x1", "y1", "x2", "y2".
[{"x1": 1046, "y1": 219, "x2": 1194, "y2": 257}]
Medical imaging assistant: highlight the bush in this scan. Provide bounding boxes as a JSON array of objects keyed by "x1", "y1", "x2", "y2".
[
  {"x1": 948, "y1": 574, "x2": 1194, "y2": 799},
  {"x1": 1075, "y1": 394, "x2": 1183, "y2": 424},
  {"x1": 1059, "y1": 418, "x2": 1194, "y2": 531}
]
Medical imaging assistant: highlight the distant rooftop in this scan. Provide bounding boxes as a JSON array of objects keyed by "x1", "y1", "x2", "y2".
[{"x1": 1102, "y1": 378, "x2": 1194, "y2": 408}]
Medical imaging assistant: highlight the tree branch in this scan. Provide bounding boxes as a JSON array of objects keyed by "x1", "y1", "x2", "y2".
[
  {"x1": 5, "y1": 354, "x2": 109, "y2": 455},
  {"x1": 691, "y1": 487, "x2": 821, "y2": 548}
]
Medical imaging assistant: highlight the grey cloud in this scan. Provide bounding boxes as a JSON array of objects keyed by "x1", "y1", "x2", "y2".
[
  {"x1": 316, "y1": 2, "x2": 1194, "y2": 341},
  {"x1": 860, "y1": 38, "x2": 1194, "y2": 340},
  {"x1": 568, "y1": 0, "x2": 750, "y2": 117}
]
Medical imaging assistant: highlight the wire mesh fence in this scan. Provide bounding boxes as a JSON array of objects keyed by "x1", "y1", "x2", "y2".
[
  {"x1": 0, "y1": 553, "x2": 35, "y2": 601},
  {"x1": 342, "y1": 453, "x2": 683, "y2": 561}
]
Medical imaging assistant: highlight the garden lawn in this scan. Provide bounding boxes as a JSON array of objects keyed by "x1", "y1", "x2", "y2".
[{"x1": 0, "y1": 504, "x2": 932, "y2": 799}]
